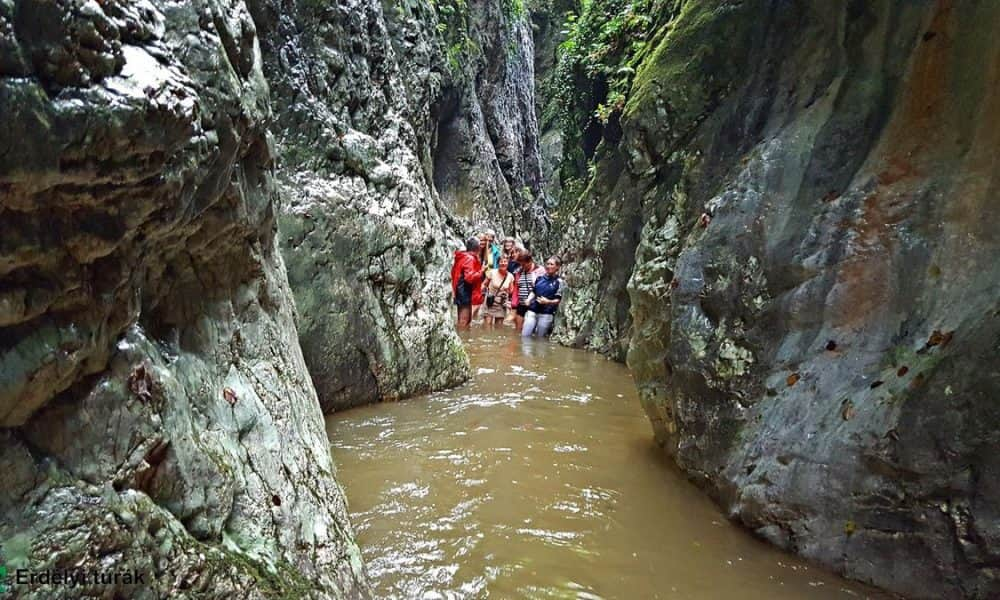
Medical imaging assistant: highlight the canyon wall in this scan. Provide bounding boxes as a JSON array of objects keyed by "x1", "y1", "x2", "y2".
[
  {"x1": 251, "y1": 0, "x2": 471, "y2": 413},
  {"x1": 259, "y1": 0, "x2": 549, "y2": 412},
  {"x1": 0, "y1": 0, "x2": 368, "y2": 596},
  {"x1": 0, "y1": 0, "x2": 551, "y2": 594},
  {"x1": 547, "y1": 1, "x2": 1000, "y2": 597}
]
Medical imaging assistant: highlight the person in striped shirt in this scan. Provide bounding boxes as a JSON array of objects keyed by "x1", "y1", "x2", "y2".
[{"x1": 513, "y1": 250, "x2": 545, "y2": 332}]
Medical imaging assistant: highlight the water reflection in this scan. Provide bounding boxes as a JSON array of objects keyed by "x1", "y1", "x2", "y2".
[{"x1": 327, "y1": 329, "x2": 885, "y2": 599}]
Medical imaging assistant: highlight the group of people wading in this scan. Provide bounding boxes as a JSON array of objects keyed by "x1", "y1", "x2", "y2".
[{"x1": 450, "y1": 230, "x2": 564, "y2": 338}]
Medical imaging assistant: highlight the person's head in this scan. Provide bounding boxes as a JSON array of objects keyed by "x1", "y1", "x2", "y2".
[
  {"x1": 484, "y1": 229, "x2": 496, "y2": 244},
  {"x1": 465, "y1": 236, "x2": 481, "y2": 252},
  {"x1": 544, "y1": 256, "x2": 561, "y2": 276},
  {"x1": 518, "y1": 250, "x2": 534, "y2": 267},
  {"x1": 502, "y1": 237, "x2": 515, "y2": 253},
  {"x1": 498, "y1": 260, "x2": 508, "y2": 274}
]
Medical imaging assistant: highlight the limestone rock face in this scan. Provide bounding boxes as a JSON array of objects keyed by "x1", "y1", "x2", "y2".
[
  {"x1": 0, "y1": 0, "x2": 367, "y2": 596},
  {"x1": 551, "y1": 2, "x2": 1000, "y2": 597},
  {"x1": 386, "y1": 0, "x2": 551, "y2": 245},
  {"x1": 247, "y1": 0, "x2": 471, "y2": 413},
  {"x1": 257, "y1": 0, "x2": 552, "y2": 412}
]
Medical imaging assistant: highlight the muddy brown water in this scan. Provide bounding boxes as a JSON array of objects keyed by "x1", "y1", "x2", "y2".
[{"x1": 326, "y1": 329, "x2": 885, "y2": 599}]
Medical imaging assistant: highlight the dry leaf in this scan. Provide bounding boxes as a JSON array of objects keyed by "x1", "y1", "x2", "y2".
[
  {"x1": 128, "y1": 363, "x2": 153, "y2": 402},
  {"x1": 841, "y1": 399, "x2": 855, "y2": 421},
  {"x1": 223, "y1": 387, "x2": 238, "y2": 406},
  {"x1": 786, "y1": 373, "x2": 800, "y2": 387},
  {"x1": 926, "y1": 329, "x2": 953, "y2": 348}
]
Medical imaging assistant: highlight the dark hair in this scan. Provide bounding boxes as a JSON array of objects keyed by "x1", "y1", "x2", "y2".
[
  {"x1": 546, "y1": 256, "x2": 562, "y2": 267},
  {"x1": 518, "y1": 251, "x2": 533, "y2": 264},
  {"x1": 465, "y1": 237, "x2": 481, "y2": 251}
]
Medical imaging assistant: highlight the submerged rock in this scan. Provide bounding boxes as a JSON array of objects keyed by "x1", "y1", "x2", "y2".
[
  {"x1": 547, "y1": 1, "x2": 1000, "y2": 597},
  {"x1": 0, "y1": 0, "x2": 367, "y2": 596}
]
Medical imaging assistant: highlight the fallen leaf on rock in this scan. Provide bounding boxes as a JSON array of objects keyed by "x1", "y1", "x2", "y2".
[
  {"x1": 698, "y1": 213, "x2": 711, "y2": 228},
  {"x1": 825, "y1": 340, "x2": 837, "y2": 351},
  {"x1": 786, "y1": 373, "x2": 800, "y2": 387},
  {"x1": 134, "y1": 439, "x2": 171, "y2": 493},
  {"x1": 870, "y1": 380, "x2": 884, "y2": 389},
  {"x1": 925, "y1": 329, "x2": 953, "y2": 349},
  {"x1": 884, "y1": 428, "x2": 899, "y2": 441},
  {"x1": 841, "y1": 399, "x2": 854, "y2": 421},
  {"x1": 897, "y1": 365, "x2": 909, "y2": 377},
  {"x1": 844, "y1": 521, "x2": 856, "y2": 536},
  {"x1": 128, "y1": 362, "x2": 154, "y2": 402},
  {"x1": 223, "y1": 387, "x2": 238, "y2": 406}
]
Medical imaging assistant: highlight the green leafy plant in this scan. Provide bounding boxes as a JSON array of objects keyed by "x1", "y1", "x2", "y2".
[{"x1": 542, "y1": 0, "x2": 675, "y2": 187}]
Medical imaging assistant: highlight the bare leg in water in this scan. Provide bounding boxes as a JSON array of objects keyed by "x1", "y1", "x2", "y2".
[{"x1": 457, "y1": 306, "x2": 472, "y2": 328}]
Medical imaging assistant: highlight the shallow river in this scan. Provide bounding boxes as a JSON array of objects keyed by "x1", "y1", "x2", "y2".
[{"x1": 326, "y1": 329, "x2": 884, "y2": 599}]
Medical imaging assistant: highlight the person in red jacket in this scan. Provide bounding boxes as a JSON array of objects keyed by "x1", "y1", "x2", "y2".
[{"x1": 451, "y1": 237, "x2": 486, "y2": 328}]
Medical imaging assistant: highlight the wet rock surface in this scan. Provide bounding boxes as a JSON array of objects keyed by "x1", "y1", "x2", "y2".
[
  {"x1": 257, "y1": 0, "x2": 553, "y2": 412},
  {"x1": 5, "y1": 0, "x2": 997, "y2": 597},
  {"x1": 252, "y1": 0, "x2": 471, "y2": 413},
  {"x1": 0, "y1": 0, "x2": 367, "y2": 596},
  {"x1": 549, "y1": 2, "x2": 1000, "y2": 597},
  {"x1": 385, "y1": 0, "x2": 550, "y2": 244}
]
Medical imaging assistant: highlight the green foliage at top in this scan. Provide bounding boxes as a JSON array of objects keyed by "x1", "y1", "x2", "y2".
[
  {"x1": 437, "y1": 0, "x2": 481, "y2": 76},
  {"x1": 626, "y1": 1, "x2": 751, "y2": 121},
  {"x1": 547, "y1": 0, "x2": 674, "y2": 126},
  {"x1": 505, "y1": 0, "x2": 526, "y2": 20},
  {"x1": 541, "y1": 0, "x2": 678, "y2": 191},
  {"x1": 401, "y1": 0, "x2": 529, "y2": 76}
]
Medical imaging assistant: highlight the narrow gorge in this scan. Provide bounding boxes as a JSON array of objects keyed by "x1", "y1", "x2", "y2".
[{"x1": 1, "y1": 0, "x2": 997, "y2": 599}]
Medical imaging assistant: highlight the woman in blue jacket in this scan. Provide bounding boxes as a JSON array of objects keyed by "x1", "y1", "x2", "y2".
[{"x1": 521, "y1": 256, "x2": 564, "y2": 338}]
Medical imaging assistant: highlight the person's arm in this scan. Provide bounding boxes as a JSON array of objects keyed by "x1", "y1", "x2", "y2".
[
  {"x1": 548, "y1": 279, "x2": 564, "y2": 305},
  {"x1": 464, "y1": 262, "x2": 484, "y2": 286},
  {"x1": 526, "y1": 277, "x2": 538, "y2": 305}
]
